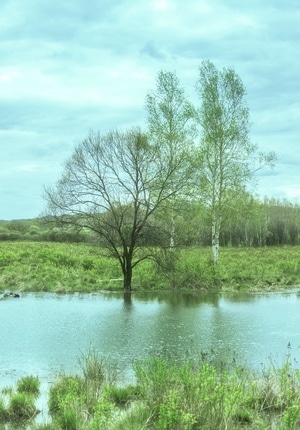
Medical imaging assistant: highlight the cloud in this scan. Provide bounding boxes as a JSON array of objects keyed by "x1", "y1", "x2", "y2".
[
  {"x1": 140, "y1": 41, "x2": 167, "y2": 60},
  {"x1": 0, "y1": 0, "x2": 300, "y2": 219}
]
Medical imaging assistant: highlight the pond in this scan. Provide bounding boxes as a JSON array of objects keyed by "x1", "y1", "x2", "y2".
[{"x1": 1, "y1": 290, "x2": 300, "y2": 391}]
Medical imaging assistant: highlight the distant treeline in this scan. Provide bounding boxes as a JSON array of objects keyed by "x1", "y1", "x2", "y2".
[{"x1": 1, "y1": 196, "x2": 300, "y2": 247}]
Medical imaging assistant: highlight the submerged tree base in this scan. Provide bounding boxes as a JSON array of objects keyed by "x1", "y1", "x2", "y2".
[{"x1": 1, "y1": 352, "x2": 300, "y2": 429}]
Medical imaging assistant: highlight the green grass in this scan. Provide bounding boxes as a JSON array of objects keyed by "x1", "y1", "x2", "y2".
[
  {"x1": 0, "y1": 377, "x2": 40, "y2": 425},
  {"x1": 2, "y1": 353, "x2": 300, "y2": 429},
  {"x1": 17, "y1": 376, "x2": 40, "y2": 396},
  {"x1": 0, "y1": 241, "x2": 300, "y2": 293},
  {"x1": 8, "y1": 392, "x2": 37, "y2": 421},
  {"x1": 0, "y1": 242, "x2": 122, "y2": 293}
]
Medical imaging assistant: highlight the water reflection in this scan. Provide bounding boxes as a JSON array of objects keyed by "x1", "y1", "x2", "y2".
[{"x1": 0, "y1": 291, "x2": 299, "y2": 390}]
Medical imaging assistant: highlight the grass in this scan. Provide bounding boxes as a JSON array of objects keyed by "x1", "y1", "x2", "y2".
[
  {"x1": 17, "y1": 375, "x2": 40, "y2": 396},
  {"x1": 0, "y1": 241, "x2": 300, "y2": 293},
  {"x1": 0, "y1": 376, "x2": 40, "y2": 425},
  {"x1": 1, "y1": 353, "x2": 300, "y2": 429}
]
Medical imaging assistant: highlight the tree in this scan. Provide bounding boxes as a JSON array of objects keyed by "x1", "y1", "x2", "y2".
[
  {"x1": 195, "y1": 60, "x2": 276, "y2": 264},
  {"x1": 145, "y1": 70, "x2": 195, "y2": 250},
  {"x1": 221, "y1": 191, "x2": 269, "y2": 247},
  {"x1": 43, "y1": 128, "x2": 188, "y2": 292}
]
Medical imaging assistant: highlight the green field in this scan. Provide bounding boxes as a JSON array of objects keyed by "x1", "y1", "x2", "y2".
[{"x1": 0, "y1": 242, "x2": 299, "y2": 293}]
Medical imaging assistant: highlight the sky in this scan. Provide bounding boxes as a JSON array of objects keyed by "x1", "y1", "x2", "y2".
[{"x1": 0, "y1": 0, "x2": 299, "y2": 220}]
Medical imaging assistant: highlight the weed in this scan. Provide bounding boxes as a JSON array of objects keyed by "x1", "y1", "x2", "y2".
[
  {"x1": 56, "y1": 407, "x2": 79, "y2": 430},
  {"x1": 283, "y1": 404, "x2": 300, "y2": 429},
  {"x1": 48, "y1": 375, "x2": 83, "y2": 415},
  {"x1": 78, "y1": 348, "x2": 106, "y2": 386},
  {"x1": 17, "y1": 375, "x2": 40, "y2": 397},
  {"x1": 8, "y1": 391, "x2": 38, "y2": 420},
  {"x1": 2, "y1": 353, "x2": 300, "y2": 428},
  {"x1": 87, "y1": 392, "x2": 115, "y2": 429},
  {"x1": 0, "y1": 397, "x2": 8, "y2": 421},
  {"x1": 107, "y1": 384, "x2": 141, "y2": 406}
]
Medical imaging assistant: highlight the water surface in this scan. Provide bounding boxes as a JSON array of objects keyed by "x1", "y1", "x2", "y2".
[{"x1": 1, "y1": 290, "x2": 299, "y2": 389}]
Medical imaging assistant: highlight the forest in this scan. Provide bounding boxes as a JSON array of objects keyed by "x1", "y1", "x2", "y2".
[{"x1": 0, "y1": 195, "x2": 300, "y2": 247}]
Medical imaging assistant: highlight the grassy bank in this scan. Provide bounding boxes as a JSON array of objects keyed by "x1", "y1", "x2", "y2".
[
  {"x1": 1, "y1": 353, "x2": 300, "y2": 429},
  {"x1": 0, "y1": 242, "x2": 300, "y2": 293}
]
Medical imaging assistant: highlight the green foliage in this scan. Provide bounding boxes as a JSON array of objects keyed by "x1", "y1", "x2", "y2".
[
  {"x1": 157, "y1": 388, "x2": 197, "y2": 430},
  {"x1": 78, "y1": 348, "x2": 106, "y2": 386},
  {"x1": 0, "y1": 378, "x2": 41, "y2": 425},
  {"x1": 1, "y1": 242, "x2": 300, "y2": 293},
  {"x1": 0, "y1": 242, "x2": 121, "y2": 293},
  {"x1": 133, "y1": 357, "x2": 300, "y2": 429},
  {"x1": 107, "y1": 385, "x2": 141, "y2": 406},
  {"x1": 1, "y1": 196, "x2": 300, "y2": 249},
  {"x1": 0, "y1": 218, "x2": 89, "y2": 243},
  {"x1": 17, "y1": 375, "x2": 40, "y2": 396},
  {"x1": 48, "y1": 375, "x2": 86, "y2": 429},
  {"x1": 48, "y1": 375, "x2": 84, "y2": 415},
  {"x1": 33, "y1": 424, "x2": 60, "y2": 430},
  {"x1": 87, "y1": 391, "x2": 115, "y2": 430},
  {"x1": 1, "y1": 354, "x2": 300, "y2": 428},
  {"x1": 56, "y1": 407, "x2": 79, "y2": 430},
  {"x1": 0, "y1": 397, "x2": 8, "y2": 421},
  {"x1": 8, "y1": 391, "x2": 37, "y2": 421},
  {"x1": 47, "y1": 351, "x2": 120, "y2": 429},
  {"x1": 283, "y1": 404, "x2": 300, "y2": 429}
]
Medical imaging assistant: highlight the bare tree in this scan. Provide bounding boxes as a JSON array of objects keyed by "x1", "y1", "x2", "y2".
[
  {"x1": 43, "y1": 127, "x2": 188, "y2": 291},
  {"x1": 195, "y1": 60, "x2": 276, "y2": 264}
]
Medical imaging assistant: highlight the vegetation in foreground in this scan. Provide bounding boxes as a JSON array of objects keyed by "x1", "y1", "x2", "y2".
[
  {"x1": 0, "y1": 241, "x2": 300, "y2": 294},
  {"x1": 1, "y1": 351, "x2": 300, "y2": 429},
  {"x1": 0, "y1": 375, "x2": 40, "y2": 424}
]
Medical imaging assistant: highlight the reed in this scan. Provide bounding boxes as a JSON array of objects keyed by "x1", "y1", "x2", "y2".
[{"x1": 1, "y1": 353, "x2": 300, "y2": 429}]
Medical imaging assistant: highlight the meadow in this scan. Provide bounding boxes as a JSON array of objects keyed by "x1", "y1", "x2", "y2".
[{"x1": 0, "y1": 241, "x2": 300, "y2": 294}]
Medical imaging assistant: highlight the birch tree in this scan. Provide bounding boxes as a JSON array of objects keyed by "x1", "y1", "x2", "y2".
[
  {"x1": 195, "y1": 60, "x2": 276, "y2": 264},
  {"x1": 145, "y1": 70, "x2": 195, "y2": 250}
]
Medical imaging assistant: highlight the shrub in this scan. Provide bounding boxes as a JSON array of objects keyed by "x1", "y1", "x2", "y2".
[
  {"x1": 48, "y1": 375, "x2": 84, "y2": 415},
  {"x1": 88, "y1": 393, "x2": 115, "y2": 429}
]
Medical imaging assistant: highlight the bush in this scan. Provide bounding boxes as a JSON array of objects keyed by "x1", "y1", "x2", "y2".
[{"x1": 48, "y1": 375, "x2": 84, "y2": 415}]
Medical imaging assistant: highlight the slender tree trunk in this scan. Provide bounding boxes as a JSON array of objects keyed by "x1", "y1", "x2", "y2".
[
  {"x1": 169, "y1": 213, "x2": 175, "y2": 251},
  {"x1": 211, "y1": 212, "x2": 220, "y2": 265}
]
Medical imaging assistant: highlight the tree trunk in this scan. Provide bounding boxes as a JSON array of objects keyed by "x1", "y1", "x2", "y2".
[
  {"x1": 123, "y1": 272, "x2": 132, "y2": 292},
  {"x1": 211, "y1": 213, "x2": 220, "y2": 265},
  {"x1": 122, "y1": 258, "x2": 132, "y2": 292},
  {"x1": 123, "y1": 291, "x2": 132, "y2": 307},
  {"x1": 169, "y1": 214, "x2": 175, "y2": 251}
]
